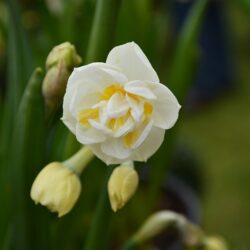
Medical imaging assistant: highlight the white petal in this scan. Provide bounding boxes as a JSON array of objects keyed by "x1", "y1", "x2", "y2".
[
  {"x1": 133, "y1": 127, "x2": 165, "y2": 162},
  {"x1": 63, "y1": 63, "x2": 127, "y2": 119},
  {"x1": 106, "y1": 42, "x2": 159, "y2": 82},
  {"x1": 125, "y1": 81, "x2": 156, "y2": 100},
  {"x1": 61, "y1": 115, "x2": 76, "y2": 134},
  {"x1": 146, "y1": 81, "x2": 181, "y2": 129},
  {"x1": 101, "y1": 138, "x2": 132, "y2": 160},
  {"x1": 114, "y1": 116, "x2": 135, "y2": 137},
  {"x1": 75, "y1": 123, "x2": 106, "y2": 144},
  {"x1": 98, "y1": 103, "x2": 109, "y2": 124},
  {"x1": 126, "y1": 95, "x2": 144, "y2": 122},
  {"x1": 131, "y1": 120, "x2": 153, "y2": 149},
  {"x1": 107, "y1": 92, "x2": 129, "y2": 118},
  {"x1": 88, "y1": 144, "x2": 130, "y2": 165},
  {"x1": 88, "y1": 119, "x2": 112, "y2": 135},
  {"x1": 100, "y1": 66, "x2": 128, "y2": 84}
]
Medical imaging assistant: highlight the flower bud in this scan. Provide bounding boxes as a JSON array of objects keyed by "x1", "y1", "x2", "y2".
[
  {"x1": 203, "y1": 237, "x2": 228, "y2": 250},
  {"x1": 42, "y1": 64, "x2": 70, "y2": 112},
  {"x1": 46, "y1": 42, "x2": 82, "y2": 70},
  {"x1": 108, "y1": 163, "x2": 139, "y2": 212},
  {"x1": 31, "y1": 162, "x2": 81, "y2": 217},
  {"x1": 43, "y1": 42, "x2": 82, "y2": 116}
]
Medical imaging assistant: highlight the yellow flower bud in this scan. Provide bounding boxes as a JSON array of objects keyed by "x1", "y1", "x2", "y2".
[
  {"x1": 31, "y1": 162, "x2": 81, "y2": 217},
  {"x1": 46, "y1": 42, "x2": 82, "y2": 70},
  {"x1": 203, "y1": 236, "x2": 228, "y2": 250},
  {"x1": 108, "y1": 162, "x2": 139, "y2": 212}
]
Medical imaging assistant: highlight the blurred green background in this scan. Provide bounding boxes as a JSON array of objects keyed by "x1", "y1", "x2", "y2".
[
  {"x1": 178, "y1": 4, "x2": 250, "y2": 249},
  {"x1": 0, "y1": 0, "x2": 250, "y2": 249}
]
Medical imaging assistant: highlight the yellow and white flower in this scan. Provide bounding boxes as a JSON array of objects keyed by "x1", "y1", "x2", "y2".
[{"x1": 62, "y1": 42, "x2": 180, "y2": 164}]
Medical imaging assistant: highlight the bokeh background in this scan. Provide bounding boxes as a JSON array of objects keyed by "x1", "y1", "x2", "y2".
[{"x1": 0, "y1": 0, "x2": 250, "y2": 249}]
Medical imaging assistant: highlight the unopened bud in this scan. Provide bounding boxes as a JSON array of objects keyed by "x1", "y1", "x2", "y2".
[
  {"x1": 30, "y1": 147, "x2": 93, "y2": 217},
  {"x1": 108, "y1": 162, "x2": 139, "y2": 212},
  {"x1": 46, "y1": 42, "x2": 82, "y2": 70},
  {"x1": 31, "y1": 162, "x2": 81, "y2": 217},
  {"x1": 42, "y1": 63, "x2": 70, "y2": 112},
  {"x1": 203, "y1": 236, "x2": 228, "y2": 250},
  {"x1": 43, "y1": 42, "x2": 82, "y2": 116}
]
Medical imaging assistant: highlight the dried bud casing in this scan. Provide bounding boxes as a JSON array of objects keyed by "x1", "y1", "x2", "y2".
[{"x1": 108, "y1": 164, "x2": 139, "y2": 212}]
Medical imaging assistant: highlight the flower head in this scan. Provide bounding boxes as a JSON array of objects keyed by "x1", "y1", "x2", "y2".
[
  {"x1": 31, "y1": 162, "x2": 81, "y2": 217},
  {"x1": 108, "y1": 162, "x2": 138, "y2": 212},
  {"x1": 62, "y1": 42, "x2": 180, "y2": 164}
]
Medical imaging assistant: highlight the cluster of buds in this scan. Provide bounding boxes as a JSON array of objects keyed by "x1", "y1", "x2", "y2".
[
  {"x1": 42, "y1": 42, "x2": 82, "y2": 116},
  {"x1": 31, "y1": 148, "x2": 139, "y2": 216}
]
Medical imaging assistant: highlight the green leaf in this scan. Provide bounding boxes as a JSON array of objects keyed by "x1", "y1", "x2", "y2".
[
  {"x1": 147, "y1": 0, "x2": 208, "y2": 214},
  {"x1": 85, "y1": 0, "x2": 123, "y2": 63},
  {"x1": 7, "y1": 68, "x2": 48, "y2": 250},
  {"x1": 168, "y1": 0, "x2": 208, "y2": 100},
  {"x1": 0, "y1": 0, "x2": 33, "y2": 164}
]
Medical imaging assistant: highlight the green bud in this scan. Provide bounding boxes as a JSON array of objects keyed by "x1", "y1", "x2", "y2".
[
  {"x1": 42, "y1": 42, "x2": 82, "y2": 116},
  {"x1": 46, "y1": 42, "x2": 82, "y2": 70}
]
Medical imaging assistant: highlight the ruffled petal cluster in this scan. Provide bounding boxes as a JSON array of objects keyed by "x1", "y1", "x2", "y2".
[{"x1": 62, "y1": 42, "x2": 180, "y2": 164}]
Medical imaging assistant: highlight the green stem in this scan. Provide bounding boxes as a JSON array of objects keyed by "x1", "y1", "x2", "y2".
[
  {"x1": 63, "y1": 146, "x2": 94, "y2": 175},
  {"x1": 83, "y1": 166, "x2": 115, "y2": 250},
  {"x1": 85, "y1": 0, "x2": 122, "y2": 63}
]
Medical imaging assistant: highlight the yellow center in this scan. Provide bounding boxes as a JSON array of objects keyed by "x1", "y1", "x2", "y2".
[
  {"x1": 78, "y1": 84, "x2": 153, "y2": 147},
  {"x1": 79, "y1": 108, "x2": 99, "y2": 126}
]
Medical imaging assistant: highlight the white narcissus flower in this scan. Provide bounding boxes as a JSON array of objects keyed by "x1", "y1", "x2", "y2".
[{"x1": 62, "y1": 42, "x2": 181, "y2": 164}]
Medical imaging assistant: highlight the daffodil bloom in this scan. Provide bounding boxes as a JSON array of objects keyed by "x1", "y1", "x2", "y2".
[{"x1": 62, "y1": 42, "x2": 180, "y2": 164}]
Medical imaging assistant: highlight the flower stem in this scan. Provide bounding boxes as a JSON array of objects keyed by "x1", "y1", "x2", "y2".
[
  {"x1": 63, "y1": 146, "x2": 94, "y2": 175},
  {"x1": 83, "y1": 166, "x2": 115, "y2": 250}
]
